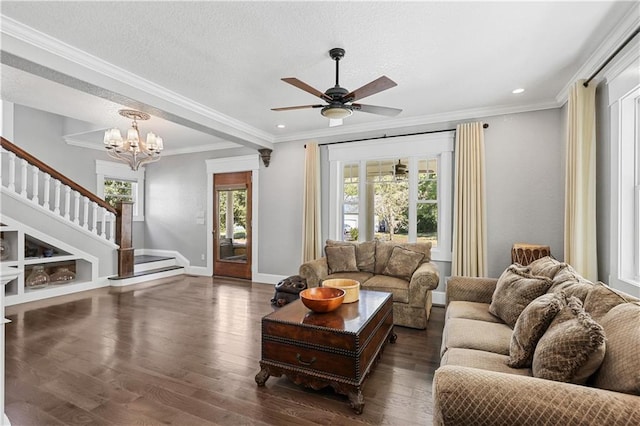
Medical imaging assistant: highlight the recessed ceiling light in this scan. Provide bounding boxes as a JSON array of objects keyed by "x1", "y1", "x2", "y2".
[
  {"x1": 276, "y1": 124, "x2": 286, "y2": 129},
  {"x1": 512, "y1": 88, "x2": 525, "y2": 94}
]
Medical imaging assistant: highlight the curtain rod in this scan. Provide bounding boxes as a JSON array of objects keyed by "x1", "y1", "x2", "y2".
[
  {"x1": 584, "y1": 25, "x2": 640, "y2": 87},
  {"x1": 315, "y1": 123, "x2": 489, "y2": 147}
]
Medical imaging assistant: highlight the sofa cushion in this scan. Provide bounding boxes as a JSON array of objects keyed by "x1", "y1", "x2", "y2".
[
  {"x1": 325, "y1": 245, "x2": 358, "y2": 274},
  {"x1": 591, "y1": 302, "x2": 640, "y2": 395},
  {"x1": 326, "y1": 239, "x2": 376, "y2": 273},
  {"x1": 508, "y1": 292, "x2": 566, "y2": 368},
  {"x1": 374, "y1": 241, "x2": 431, "y2": 274},
  {"x1": 442, "y1": 348, "x2": 532, "y2": 377},
  {"x1": 446, "y1": 301, "x2": 502, "y2": 323},
  {"x1": 532, "y1": 296, "x2": 606, "y2": 385},
  {"x1": 361, "y1": 274, "x2": 409, "y2": 303},
  {"x1": 583, "y1": 281, "x2": 633, "y2": 321},
  {"x1": 489, "y1": 265, "x2": 553, "y2": 328},
  {"x1": 527, "y1": 256, "x2": 569, "y2": 279},
  {"x1": 382, "y1": 246, "x2": 424, "y2": 281},
  {"x1": 441, "y1": 318, "x2": 512, "y2": 357},
  {"x1": 324, "y1": 271, "x2": 374, "y2": 286}
]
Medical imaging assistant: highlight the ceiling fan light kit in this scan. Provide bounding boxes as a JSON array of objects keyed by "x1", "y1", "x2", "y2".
[
  {"x1": 272, "y1": 48, "x2": 402, "y2": 125},
  {"x1": 321, "y1": 106, "x2": 353, "y2": 119}
]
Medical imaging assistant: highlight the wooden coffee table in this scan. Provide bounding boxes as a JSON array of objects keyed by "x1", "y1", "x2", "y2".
[{"x1": 255, "y1": 290, "x2": 396, "y2": 414}]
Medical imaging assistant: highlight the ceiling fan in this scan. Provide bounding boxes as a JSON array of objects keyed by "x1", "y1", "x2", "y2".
[{"x1": 272, "y1": 48, "x2": 402, "y2": 126}]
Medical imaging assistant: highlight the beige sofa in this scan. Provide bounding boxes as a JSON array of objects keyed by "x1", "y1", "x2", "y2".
[
  {"x1": 433, "y1": 257, "x2": 640, "y2": 425},
  {"x1": 299, "y1": 239, "x2": 439, "y2": 329}
]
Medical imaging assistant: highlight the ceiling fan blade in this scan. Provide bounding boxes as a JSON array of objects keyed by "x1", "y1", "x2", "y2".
[
  {"x1": 343, "y1": 76, "x2": 397, "y2": 102},
  {"x1": 282, "y1": 78, "x2": 332, "y2": 102},
  {"x1": 271, "y1": 104, "x2": 324, "y2": 111},
  {"x1": 352, "y1": 103, "x2": 402, "y2": 116},
  {"x1": 329, "y1": 119, "x2": 343, "y2": 127}
]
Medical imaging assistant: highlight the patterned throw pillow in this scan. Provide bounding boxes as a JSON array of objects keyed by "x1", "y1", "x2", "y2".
[
  {"x1": 381, "y1": 246, "x2": 424, "y2": 281},
  {"x1": 527, "y1": 256, "x2": 568, "y2": 279},
  {"x1": 591, "y1": 302, "x2": 640, "y2": 395},
  {"x1": 532, "y1": 296, "x2": 606, "y2": 384},
  {"x1": 325, "y1": 245, "x2": 358, "y2": 274},
  {"x1": 326, "y1": 239, "x2": 376, "y2": 273},
  {"x1": 489, "y1": 265, "x2": 553, "y2": 328},
  {"x1": 508, "y1": 292, "x2": 566, "y2": 368}
]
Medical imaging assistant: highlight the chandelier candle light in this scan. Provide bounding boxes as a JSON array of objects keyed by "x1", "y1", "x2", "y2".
[{"x1": 104, "y1": 109, "x2": 164, "y2": 171}]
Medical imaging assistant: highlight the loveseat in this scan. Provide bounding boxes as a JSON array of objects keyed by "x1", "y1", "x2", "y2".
[
  {"x1": 299, "y1": 239, "x2": 439, "y2": 329},
  {"x1": 433, "y1": 256, "x2": 640, "y2": 425}
]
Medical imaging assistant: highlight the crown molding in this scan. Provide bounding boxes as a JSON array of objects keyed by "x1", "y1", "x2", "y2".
[
  {"x1": 555, "y1": 4, "x2": 640, "y2": 104},
  {"x1": 1, "y1": 15, "x2": 274, "y2": 147},
  {"x1": 273, "y1": 100, "x2": 560, "y2": 144},
  {"x1": 64, "y1": 135, "x2": 239, "y2": 156}
]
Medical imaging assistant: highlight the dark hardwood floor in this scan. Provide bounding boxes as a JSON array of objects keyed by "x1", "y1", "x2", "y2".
[{"x1": 4, "y1": 276, "x2": 444, "y2": 425}]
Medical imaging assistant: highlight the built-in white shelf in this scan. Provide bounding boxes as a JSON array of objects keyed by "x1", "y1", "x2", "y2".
[{"x1": 1, "y1": 221, "x2": 98, "y2": 306}]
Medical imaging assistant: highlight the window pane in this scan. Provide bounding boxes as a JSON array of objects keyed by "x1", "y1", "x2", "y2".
[
  {"x1": 417, "y1": 203, "x2": 438, "y2": 247},
  {"x1": 343, "y1": 164, "x2": 359, "y2": 240},
  {"x1": 418, "y1": 158, "x2": 438, "y2": 200},
  {"x1": 368, "y1": 159, "x2": 409, "y2": 242},
  {"x1": 104, "y1": 179, "x2": 133, "y2": 208}
]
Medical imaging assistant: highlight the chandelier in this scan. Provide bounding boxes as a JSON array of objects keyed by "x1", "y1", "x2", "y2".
[{"x1": 103, "y1": 109, "x2": 164, "y2": 171}]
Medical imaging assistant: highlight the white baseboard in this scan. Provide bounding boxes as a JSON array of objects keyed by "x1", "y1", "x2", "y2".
[
  {"x1": 252, "y1": 273, "x2": 287, "y2": 285},
  {"x1": 432, "y1": 290, "x2": 446, "y2": 306},
  {"x1": 186, "y1": 266, "x2": 209, "y2": 276}
]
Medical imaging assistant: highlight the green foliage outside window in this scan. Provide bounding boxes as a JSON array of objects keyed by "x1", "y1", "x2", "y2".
[{"x1": 104, "y1": 179, "x2": 133, "y2": 208}]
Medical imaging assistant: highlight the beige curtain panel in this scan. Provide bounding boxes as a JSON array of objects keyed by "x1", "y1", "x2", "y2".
[
  {"x1": 302, "y1": 142, "x2": 322, "y2": 263},
  {"x1": 452, "y1": 122, "x2": 488, "y2": 277},
  {"x1": 565, "y1": 80, "x2": 598, "y2": 281}
]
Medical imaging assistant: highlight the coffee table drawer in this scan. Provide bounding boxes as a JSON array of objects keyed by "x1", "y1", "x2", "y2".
[{"x1": 262, "y1": 340, "x2": 356, "y2": 380}]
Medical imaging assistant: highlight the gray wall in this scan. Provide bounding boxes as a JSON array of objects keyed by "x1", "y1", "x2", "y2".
[{"x1": 483, "y1": 108, "x2": 565, "y2": 278}]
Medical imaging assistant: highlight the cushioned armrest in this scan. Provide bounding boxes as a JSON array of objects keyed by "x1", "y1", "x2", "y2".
[
  {"x1": 446, "y1": 276, "x2": 498, "y2": 306},
  {"x1": 298, "y1": 257, "x2": 328, "y2": 288},
  {"x1": 433, "y1": 365, "x2": 640, "y2": 426},
  {"x1": 408, "y1": 262, "x2": 440, "y2": 306}
]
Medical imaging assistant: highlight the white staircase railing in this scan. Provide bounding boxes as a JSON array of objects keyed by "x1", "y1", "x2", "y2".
[{"x1": 1, "y1": 141, "x2": 116, "y2": 245}]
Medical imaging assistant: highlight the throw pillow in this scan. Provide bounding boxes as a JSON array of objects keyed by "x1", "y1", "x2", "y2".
[
  {"x1": 489, "y1": 265, "x2": 553, "y2": 328},
  {"x1": 508, "y1": 292, "x2": 566, "y2": 368},
  {"x1": 591, "y1": 302, "x2": 640, "y2": 395},
  {"x1": 582, "y1": 281, "x2": 632, "y2": 322},
  {"x1": 532, "y1": 296, "x2": 606, "y2": 384},
  {"x1": 527, "y1": 256, "x2": 568, "y2": 279},
  {"x1": 381, "y1": 246, "x2": 425, "y2": 281},
  {"x1": 325, "y1": 245, "x2": 358, "y2": 274},
  {"x1": 326, "y1": 239, "x2": 376, "y2": 273}
]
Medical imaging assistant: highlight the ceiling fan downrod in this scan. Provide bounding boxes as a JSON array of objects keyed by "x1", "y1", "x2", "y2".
[{"x1": 329, "y1": 48, "x2": 345, "y2": 88}]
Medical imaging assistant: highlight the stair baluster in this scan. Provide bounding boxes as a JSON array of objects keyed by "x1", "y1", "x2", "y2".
[{"x1": 43, "y1": 173, "x2": 51, "y2": 210}]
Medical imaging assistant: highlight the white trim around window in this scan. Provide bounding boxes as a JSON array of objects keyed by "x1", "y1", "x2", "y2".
[{"x1": 95, "y1": 160, "x2": 145, "y2": 221}]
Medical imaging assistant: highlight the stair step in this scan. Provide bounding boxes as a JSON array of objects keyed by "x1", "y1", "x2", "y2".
[
  {"x1": 134, "y1": 255, "x2": 174, "y2": 264},
  {"x1": 134, "y1": 256, "x2": 177, "y2": 273},
  {"x1": 109, "y1": 265, "x2": 184, "y2": 280}
]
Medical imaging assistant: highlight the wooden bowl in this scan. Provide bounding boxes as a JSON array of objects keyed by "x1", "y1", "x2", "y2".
[
  {"x1": 321, "y1": 279, "x2": 360, "y2": 303},
  {"x1": 300, "y1": 287, "x2": 345, "y2": 313}
]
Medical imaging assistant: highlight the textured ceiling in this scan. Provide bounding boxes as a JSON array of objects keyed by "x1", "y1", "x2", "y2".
[{"x1": 0, "y1": 1, "x2": 637, "y2": 150}]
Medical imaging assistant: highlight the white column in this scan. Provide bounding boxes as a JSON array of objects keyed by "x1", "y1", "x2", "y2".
[
  {"x1": 53, "y1": 179, "x2": 61, "y2": 214},
  {"x1": 91, "y1": 202, "x2": 98, "y2": 234},
  {"x1": 31, "y1": 165, "x2": 39, "y2": 204},
  {"x1": 42, "y1": 173, "x2": 51, "y2": 210},
  {"x1": 63, "y1": 186, "x2": 71, "y2": 220},
  {"x1": 73, "y1": 191, "x2": 80, "y2": 225},
  {"x1": 7, "y1": 152, "x2": 16, "y2": 191},
  {"x1": 19, "y1": 159, "x2": 27, "y2": 197},
  {"x1": 100, "y1": 207, "x2": 107, "y2": 239},
  {"x1": 82, "y1": 198, "x2": 90, "y2": 229}
]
